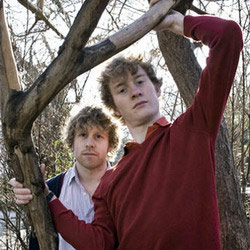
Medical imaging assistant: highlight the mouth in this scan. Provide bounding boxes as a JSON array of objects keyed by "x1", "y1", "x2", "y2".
[
  {"x1": 82, "y1": 152, "x2": 97, "y2": 156},
  {"x1": 133, "y1": 101, "x2": 147, "y2": 109}
]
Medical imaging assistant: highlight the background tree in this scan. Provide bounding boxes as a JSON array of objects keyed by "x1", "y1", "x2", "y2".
[{"x1": 0, "y1": 0, "x2": 249, "y2": 249}]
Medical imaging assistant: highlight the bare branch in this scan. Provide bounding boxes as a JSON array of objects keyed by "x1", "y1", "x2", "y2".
[
  {"x1": 17, "y1": 0, "x2": 65, "y2": 39},
  {"x1": 0, "y1": 1, "x2": 20, "y2": 91},
  {"x1": 190, "y1": 4, "x2": 208, "y2": 15},
  {"x1": 11, "y1": 0, "x2": 178, "y2": 131},
  {"x1": 109, "y1": 0, "x2": 177, "y2": 49},
  {"x1": 73, "y1": 0, "x2": 183, "y2": 78}
]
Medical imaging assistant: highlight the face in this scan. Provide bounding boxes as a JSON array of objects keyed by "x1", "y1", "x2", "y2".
[
  {"x1": 73, "y1": 126, "x2": 111, "y2": 171},
  {"x1": 109, "y1": 66, "x2": 161, "y2": 128}
]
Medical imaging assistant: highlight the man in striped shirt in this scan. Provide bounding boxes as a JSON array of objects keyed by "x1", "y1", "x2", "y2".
[{"x1": 10, "y1": 106, "x2": 119, "y2": 249}]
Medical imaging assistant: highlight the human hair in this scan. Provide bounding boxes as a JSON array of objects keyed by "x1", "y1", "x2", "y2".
[
  {"x1": 99, "y1": 55, "x2": 162, "y2": 119},
  {"x1": 65, "y1": 106, "x2": 119, "y2": 156}
]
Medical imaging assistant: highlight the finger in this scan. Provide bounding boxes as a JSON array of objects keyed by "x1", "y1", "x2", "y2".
[
  {"x1": 16, "y1": 198, "x2": 31, "y2": 205},
  {"x1": 13, "y1": 187, "x2": 31, "y2": 195},
  {"x1": 9, "y1": 178, "x2": 24, "y2": 188},
  {"x1": 149, "y1": 0, "x2": 160, "y2": 8},
  {"x1": 15, "y1": 193, "x2": 33, "y2": 201},
  {"x1": 40, "y1": 163, "x2": 46, "y2": 178},
  {"x1": 40, "y1": 163, "x2": 49, "y2": 194},
  {"x1": 167, "y1": 10, "x2": 177, "y2": 16}
]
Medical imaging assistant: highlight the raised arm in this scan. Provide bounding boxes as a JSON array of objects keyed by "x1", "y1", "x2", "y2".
[
  {"x1": 187, "y1": 15, "x2": 242, "y2": 136},
  {"x1": 150, "y1": 0, "x2": 184, "y2": 35},
  {"x1": 174, "y1": 15, "x2": 243, "y2": 138},
  {"x1": 151, "y1": 0, "x2": 243, "y2": 137}
]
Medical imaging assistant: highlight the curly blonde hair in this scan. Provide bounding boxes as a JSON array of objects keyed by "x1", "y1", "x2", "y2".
[{"x1": 65, "y1": 106, "x2": 119, "y2": 155}]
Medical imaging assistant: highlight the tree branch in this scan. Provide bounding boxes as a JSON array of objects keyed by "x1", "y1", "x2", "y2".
[
  {"x1": 17, "y1": 0, "x2": 64, "y2": 39},
  {"x1": 0, "y1": 1, "x2": 21, "y2": 113},
  {"x1": 190, "y1": 4, "x2": 208, "y2": 15},
  {"x1": 8, "y1": 0, "x2": 178, "y2": 131},
  {"x1": 0, "y1": 2, "x2": 20, "y2": 91}
]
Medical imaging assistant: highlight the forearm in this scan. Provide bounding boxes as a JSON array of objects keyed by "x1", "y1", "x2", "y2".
[
  {"x1": 184, "y1": 15, "x2": 243, "y2": 49},
  {"x1": 48, "y1": 197, "x2": 116, "y2": 249}
]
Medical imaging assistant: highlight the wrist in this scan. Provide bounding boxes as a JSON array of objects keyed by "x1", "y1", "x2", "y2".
[
  {"x1": 173, "y1": 15, "x2": 184, "y2": 36},
  {"x1": 46, "y1": 191, "x2": 55, "y2": 203},
  {"x1": 44, "y1": 184, "x2": 50, "y2": 195}
]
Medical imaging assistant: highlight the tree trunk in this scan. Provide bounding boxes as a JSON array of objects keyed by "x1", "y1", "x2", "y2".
[
  {"x1": 157, "y1": 29, "x2": 250, "y2": 250},
  {"x1": 2, "y1": 91, "x2": 59, "y2": 249}
]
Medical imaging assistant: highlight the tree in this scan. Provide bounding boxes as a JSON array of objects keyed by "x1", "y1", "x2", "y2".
[{"x1": 0, "y1": 0, "x2": 249, "y2": 249}]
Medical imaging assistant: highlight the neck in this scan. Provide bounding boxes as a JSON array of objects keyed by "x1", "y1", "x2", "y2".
[
  {"x1": 127, "y1": 113, "x2": 161, "y2": 143},
  {"x1": 75, "y1": 162, "x2": 107, "y2": 196}
]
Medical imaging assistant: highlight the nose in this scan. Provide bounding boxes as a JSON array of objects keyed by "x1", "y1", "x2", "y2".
[
  {"x1": 131, "y1": 85, "x2": 142, "y2": 99},
  {"x1": 85, "y1": 137, "x2": 95, "y2": 149}
]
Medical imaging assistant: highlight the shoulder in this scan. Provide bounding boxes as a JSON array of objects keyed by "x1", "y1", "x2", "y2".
[
  {"x1": 47, "y1": 171, "x2": 67, "y2": 195},
  {"x1": 102, "y1": 167, "x2": 117, "y2": 185},
  {"x1": 46, "y1": 172, "x2": 64, "y2": 184}
]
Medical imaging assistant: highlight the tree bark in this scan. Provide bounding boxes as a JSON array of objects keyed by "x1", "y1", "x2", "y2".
[{"x1": 157, "y1": 28, "x2": 250, "y2": 250}]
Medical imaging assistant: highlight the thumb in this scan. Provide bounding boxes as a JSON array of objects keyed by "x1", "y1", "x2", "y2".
[
  {"x1": 40, "y1": 163, "x2": 46, "y2": 178},
  {"x1": 40, "y1": 163, "x2": 49, "y2": 195},
  {"x1": 149, "y1": 0, "x2": 160, "y2": 8},
  {"x1": 9, "y1": 178, "x2": 24, "y2": 188}
]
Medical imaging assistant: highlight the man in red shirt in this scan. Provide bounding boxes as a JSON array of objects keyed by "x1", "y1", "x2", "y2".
[{"x1": 11, "y1": 0, "x2": 243, "y2": 249}]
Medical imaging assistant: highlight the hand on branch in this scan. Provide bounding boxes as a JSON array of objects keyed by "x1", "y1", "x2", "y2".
[
  {"x1": 9, "y1": 178, "x2": 33, "y2": 205},
  {"x1": 9, "y1": 164, "x2": 49, "y2": 205},
  {"x1": 150, "y1": 0, "x2": 184, "y2": 36}
]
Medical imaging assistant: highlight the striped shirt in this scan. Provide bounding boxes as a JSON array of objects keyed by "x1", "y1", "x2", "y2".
[{"x1": 58, "y1": 163, "x2": 110, "y2": 250}]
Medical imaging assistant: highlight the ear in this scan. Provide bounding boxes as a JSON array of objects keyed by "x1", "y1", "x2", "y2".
[
  {"x1": 114, "y1": 109, "x2": 121, "y2": 116},
  {"x1": 106, "y1": 147, "x2": 113, "y2": 159},
  {"x1": 155, "y1": 86, "x2": 161, "y2": 97},
  {"x1": 107, "y1": 147, "x2": 112, "y2": 153}
]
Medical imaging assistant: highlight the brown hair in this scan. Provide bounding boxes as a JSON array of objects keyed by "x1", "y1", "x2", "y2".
[
  {"x1": 99, "y1": 55, "x2": 162, "y2": 119},
  {"x1": 65, "y1": 106, "x2": 119, "y2": 155}
]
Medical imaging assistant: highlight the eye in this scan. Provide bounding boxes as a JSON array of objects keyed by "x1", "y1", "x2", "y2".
[
  {"x1": 119, "y1": 87, "x2": 127, "y2": 94},
  {"x1": 95, "y1": 134, "x2": 103, "y2": 139},
  {"x1": 80, "y1": 133, "x2": 86, "y2": 137},
  {"x1": 136, "y1": 80, "x2": 144, "y2": 84}
]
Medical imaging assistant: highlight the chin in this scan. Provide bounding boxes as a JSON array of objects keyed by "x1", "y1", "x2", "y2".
[{"x1": 142, "y1": 111, "x2": 159, "y2": 122}]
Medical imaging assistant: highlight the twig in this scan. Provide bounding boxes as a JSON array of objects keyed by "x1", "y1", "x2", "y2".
[
  {"x1": 190, "y1": 4, "x2": 208, "y2": 15},
  {"x1": 17, "y1": 0, "x2": 65, "y2": 39}
]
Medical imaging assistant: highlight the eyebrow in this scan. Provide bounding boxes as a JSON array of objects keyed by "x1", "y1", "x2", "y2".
[
  {"x1": 112, "y1": 73, "x2": 145, "y2": 88},
  {"x1": 133, "y1": 73, "x2": 145, "y2": 79},
  {"x1": 113, "y1": 81, "x2": 126, "y2": 89}
]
